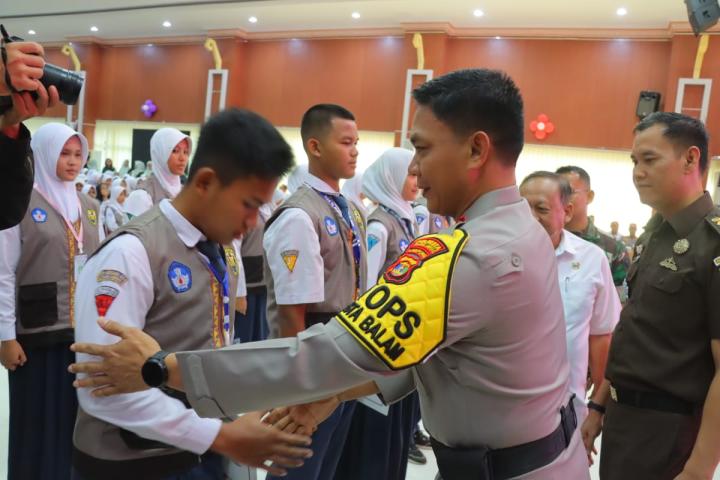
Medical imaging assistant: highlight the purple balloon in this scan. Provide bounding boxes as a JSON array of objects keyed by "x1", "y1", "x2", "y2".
[{"x1": 141, "y1": 99, "x2": 157, "y2": 118}]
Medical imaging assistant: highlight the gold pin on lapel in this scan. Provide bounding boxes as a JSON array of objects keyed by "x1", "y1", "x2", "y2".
[{"x1": 660, "y1": 257, "x2": 678, "y2": 271}]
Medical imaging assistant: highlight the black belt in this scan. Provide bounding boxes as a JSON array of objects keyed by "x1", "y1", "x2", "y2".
[
  {"x1": 610, "y1": 384, "x2": 698, "y2": 415},
  {"x1": 431, "y1": 396, "x2": 577, "y2": 480}
]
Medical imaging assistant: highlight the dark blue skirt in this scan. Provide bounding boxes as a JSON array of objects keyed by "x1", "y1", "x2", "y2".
[{"x1": 8, "y1": 341, "x2": 77, "y2": 480}]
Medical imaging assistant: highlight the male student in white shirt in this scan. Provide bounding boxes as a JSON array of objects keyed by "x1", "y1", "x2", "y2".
[
  {"x1": 520, "y1": 171, "x2": 621, "y2": 464},
  {"x1": 72, "y1": 109, "x2": 312, "y2": 480},
  {"x1": 261, "y1": 104, "x2": 367, "y2": 480}
]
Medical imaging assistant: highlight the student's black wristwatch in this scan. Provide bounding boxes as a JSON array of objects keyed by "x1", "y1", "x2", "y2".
[{"x1": 141, "y1": 350, "x2": 170, "y2": 388}]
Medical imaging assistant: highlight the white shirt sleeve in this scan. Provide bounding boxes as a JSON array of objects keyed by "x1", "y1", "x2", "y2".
[
  {"x1": 366, "y1": 221, "x2": 389, "y2": 291},
  {"x1": 263, "y1": 208, "x2": 324, "y2": 305},
  {"x1": 0, "y1": 226, "x2": 21, "y2": 340},
  {"x1": 232, "y1": 238, "x2": 246, "y2": 297},
  {"x1": 74, "y1": 234, "x2": 221, "y2": 454},
  {"x1": 589, "y1": 253, "x2": 622, "y2": 335}
]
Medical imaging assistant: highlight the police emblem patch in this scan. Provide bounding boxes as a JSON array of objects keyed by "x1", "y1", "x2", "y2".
[
  {"x1": 224, "y1": 247, "x2": 239, "y2": 276},
  {"x1": 95, "y1": 285, "x2": 119, "y2": 317},
  {"x1": 324, "y1": 216, "x2": 339, "y2": 236},
  {"x1": 87, "y1": 209, "x2": 97, "y2": 226},
  {"x1": 368, "y1": 234, "x2": 380, "y2": 251},
  {"x1": 31, "y1": 208, "x2": 48, "y2": 223},
  {"x1": 399, "y1": 239, "x2": 409, "y2": 252},
  {"x1": 384, "y1": 236, "x2": 450, "y2": 285},
  {"x1": 168, "y1": 261, "x2": 193, "y2": 293},
  {"x1": 282, "y1": 250, "x2": 299, "y2": 272}
]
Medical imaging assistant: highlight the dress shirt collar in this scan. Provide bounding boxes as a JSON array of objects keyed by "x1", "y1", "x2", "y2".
[
  {"x1": 664, "y1": 191, "x2": 714, "y2": 238},
  {"x1": 462, "y1": 185, "x2": 523, "y2": 222},
  {"x1": 159, "y1": 199, "x2": 206, "y2": 248},
  {"x1": 555, "y1": 230, "x2": 577, "y2": 257},
  {"x1": 304, "y1": 172, "x2": 340, "y2": 196}
]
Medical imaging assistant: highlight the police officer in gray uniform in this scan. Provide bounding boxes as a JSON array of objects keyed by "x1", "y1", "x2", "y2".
[{"x1": 71, "y1": 69, "x2": 588, "y2": 480}]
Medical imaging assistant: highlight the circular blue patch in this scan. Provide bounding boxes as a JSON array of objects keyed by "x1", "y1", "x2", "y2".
[
  {"x1": 31, "y1": 208, "x2": 48, "y2": 223},
  {"x1": 168, "y1": 261, "x2": 192, "y2": 293},
  {"x1": 399, "y1": 239, "x2": 409, "y2": 251},
  {"x1": 324, "y1": 216, "x2": 339, "y2": 236}
]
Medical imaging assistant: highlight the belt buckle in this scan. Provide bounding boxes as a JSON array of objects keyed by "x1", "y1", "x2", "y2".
[{"x1": 610, "y1": 385, "x2": 618, "y2": 402}]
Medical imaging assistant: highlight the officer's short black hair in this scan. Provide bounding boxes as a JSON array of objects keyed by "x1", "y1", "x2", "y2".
[
  {"x1": 300, "y1": 104, "x2": 356, "y2": 145},
  {"x1": 411, "y1": 68, "x2": 524, "y2": 166},
  {"x1": 521, "y1": 171, "x2": 573, "y2": 206},
  {"x1": 634, "y1": 112, "x2": 709, "y2": 173},
  {"x1": 556, "y1": 165, "x2": 592, "y2": 188},
  {"x1": 188, "y1": 108, "x2": 294, "y2": 184}
]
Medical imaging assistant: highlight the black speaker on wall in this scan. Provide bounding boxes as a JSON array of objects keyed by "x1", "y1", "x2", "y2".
[
  {"x1": 685, "y1": 0, "x2": 720, "y2": 35},
  {"x1": 636, "y1": 91, "x2": 661, "y2": 119}
]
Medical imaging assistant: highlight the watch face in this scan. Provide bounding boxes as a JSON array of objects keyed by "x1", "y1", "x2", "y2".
[{"x1": 142, "y1": 359, "x2": 164, "y2": 387}]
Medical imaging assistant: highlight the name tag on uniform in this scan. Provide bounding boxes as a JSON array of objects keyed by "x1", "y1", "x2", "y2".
[{"x1": 74, "y1": 254, "x2": 88, "y2": 279}]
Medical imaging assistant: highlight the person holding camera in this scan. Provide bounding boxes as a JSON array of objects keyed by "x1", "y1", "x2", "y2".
[{"x1": 0, "y1": 39, "x2": 60, "y2": 230}]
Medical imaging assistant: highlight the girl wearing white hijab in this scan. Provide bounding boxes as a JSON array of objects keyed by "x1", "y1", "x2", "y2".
[
  {"x1": 335, "y1": 148, "x2": 420, "y2": 480},
  {"x1": 0, "y1": 123, "x2": 103, "y2": 480},
  {"x1": 129, "y1": 160, "x2": 145, "y2": 177},
  {"x1": 81, "y1": 184, "x2": 99, "y2": 207},
  {"x1": 133, "y1": 128, "x2": 191, "y2": 216},
  {"x1": 118, "y1": 159, "x2": 131, "y2": 176},
  {"x1": 104, "y1": 185, "x2": 129, "y2": 234},
  {"x1": 340, "y1": 172, "x2": 367, "y2": 217},
  {"x1": 362, "y1": 147, "x2": 419, "y2": 287}
]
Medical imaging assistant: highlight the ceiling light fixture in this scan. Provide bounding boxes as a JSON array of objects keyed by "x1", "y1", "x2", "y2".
[
  {"x1": 147, "y1": 43, "x2": 154, "y2": 47},
  {"x1": 162, "y1": 20, "x2": 172, "y2": 28},
  {"x1": 473, "y1": 9, "x2": 485, "y2": 17},
  {"x1": 249, "y1": 16, "x2": 258, "y2": 23},
  {"x1": 351, "y1": 12, "x2": 361, "y2": 19},
  {"x1": 616, "y1": 7, "x2": 628, "y2": 16},
  {"x1": 28, "y1": 30, "x2": 36, "y2": 35},
  {"x1": 495, "y1": 35, "x2": 501, "y2": 39},
  {"x1": 90, "y1": 26, "x2": 99, "y2": 32}
]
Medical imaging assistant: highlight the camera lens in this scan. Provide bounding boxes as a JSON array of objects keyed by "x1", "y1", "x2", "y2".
[{"x1": 39, "y1": 64, "x2": 84, "y2": 105}]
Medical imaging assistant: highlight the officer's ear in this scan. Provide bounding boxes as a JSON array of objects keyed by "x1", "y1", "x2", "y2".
[
  {"x1": 564, "y1": 201, "x2": 574, "y2": 225},
  {"x1": 684, "y1": 145, "x2": 702, "y2": 176},
  {"x1": 587, "y1": 189, "x2": 595, "y2": 205},
  {"x1": 468, "y1": 130, "x2": 491, "y2": 170}
]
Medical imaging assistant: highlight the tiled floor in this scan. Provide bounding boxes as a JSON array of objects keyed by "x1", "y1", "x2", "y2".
[{"x1": 2, "y1": 368, "x2": 718, "y2": 479}]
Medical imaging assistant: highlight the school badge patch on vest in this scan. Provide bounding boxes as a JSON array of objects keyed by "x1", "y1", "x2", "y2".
[
  {"x1": 324, "y1": 216, "x2": 339, "y2": 236},
  {"x1": 282, "y1": 250, "x2": 299, "y2": 272},
  {"x1": 399, "y1": 239, "x2": 409, "y2": 252},
  {"x1": 31, "y1": 208, "x2": 48, "y2": 223},
  {"x1": 434, "y1": 216, "x2": 443, "y2": 229},
  {"x1": 87, "y1": 209, "x2": 97, "y2": 226},
  {"x1": 415, "y1": 214, "x2": 426, "y2": 226},
  {"x1": 168, "y1": 261, "x2": 192, "y2": 293},
  {"x1": 224, "y1": 246, "x2": 239, "y2": 276},
  {"x1": 336, "y1": 229, "x2": 469, "y2": 370},
  {"x1": 368, "y1": 234, "x2": 380, "y2": 251}
]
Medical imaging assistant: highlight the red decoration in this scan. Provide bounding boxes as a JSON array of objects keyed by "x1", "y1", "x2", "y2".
[{"x1": 529, "y1": 114, "x2": 555, "y2": 140}]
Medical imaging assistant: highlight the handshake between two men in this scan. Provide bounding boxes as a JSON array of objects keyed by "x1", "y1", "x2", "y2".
[{"x1": 70, "y1": 318, "x2": 350, "y2": 477}]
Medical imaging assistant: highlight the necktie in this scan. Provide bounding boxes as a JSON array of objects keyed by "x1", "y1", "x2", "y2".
[
  {"x1": 196, "y1": 239, "x2": 226, "y2": 282},
  {"x1": 333, "y1": 194, "x2": 354, "y2": 229}
]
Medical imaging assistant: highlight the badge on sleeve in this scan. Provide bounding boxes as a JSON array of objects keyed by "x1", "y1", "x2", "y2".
[
  {"x1": 353, "y1": 209, "x2": 363, "y2": 227},
  {"x1": 324, "y1": 216, "x2": 339, "y2": 236},
  {"x1": 168, "y1": 261, "x2": 193, "y2": 293},
  {"x1": 97, "y1": 270, "x2": 128, "y2": 285},
  {"x1": 336, "y1": 229, "x2": 469, "y2": 370},
  {"x1": 399, "y1": 239, "x2": 409, "y2": 252},
  {"x1": 433, "y1": 216, "x2": 443, "y2": 229},
  {"x1": 31, "y1": 208, "x2": 48, "y2": 223},
  {"x1": 415, "y1": 214, "x2": 426, "y2": 225},
  {"x1": 368, "y1": 234, "x2": 380, "y2": 251},
  {"x1": 714, "y1": 256, "x2": 720, "y2": 269},
  {"x1": 224, "y1": 246, "x2": 239, "y2": 276},
  {"x1": 95, "y1": 285, "x2": 119, "y2": 316},
  {"x1": 282, "y1": 250, "x2": 299, "y2": 272},
  {"x1": 87, "y1": 209, "x2": 98, "y2": 226}
]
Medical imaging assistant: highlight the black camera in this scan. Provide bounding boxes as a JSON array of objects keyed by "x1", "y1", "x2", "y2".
[{"x1": 0, "y1": 25, "x2": 84, "y2": 110}]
